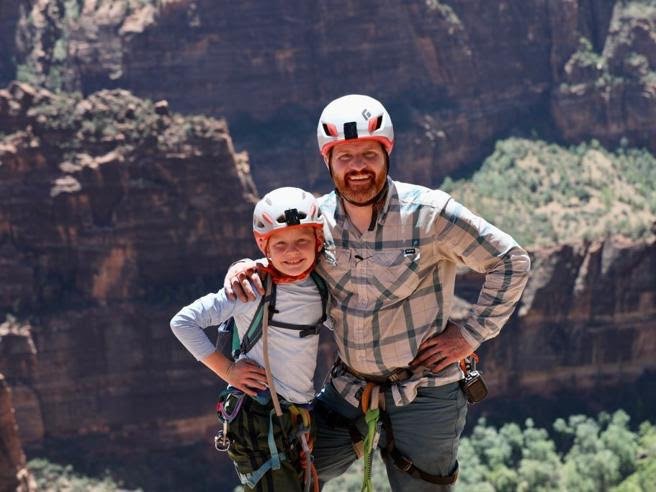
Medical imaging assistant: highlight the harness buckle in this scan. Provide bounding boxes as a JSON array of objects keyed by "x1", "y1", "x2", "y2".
[{"x1": 395, "y1": 454, "x2": 413, "y2": 472}]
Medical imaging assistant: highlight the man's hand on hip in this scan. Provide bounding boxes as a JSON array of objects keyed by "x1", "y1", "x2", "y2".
[
  {"x1": 409, "y1": 320, "x2": 474, "y2": 373},
  {"x1": 224, "y1": 259, "x2": 267, "y2": 302}
]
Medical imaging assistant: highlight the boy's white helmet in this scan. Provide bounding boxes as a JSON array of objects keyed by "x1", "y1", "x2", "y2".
[
  {"x1": 253, "y1": 187, "x2": 323, "y2": 252},
  {"x1": 317, "y1": 94, "x2": 394, "y2": 158}
]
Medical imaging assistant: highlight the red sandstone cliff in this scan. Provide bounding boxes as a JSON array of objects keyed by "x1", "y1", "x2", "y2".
[
  {"x1": 487, "y1": 236, "x2": 656, "y2": 395},
  {"x1": 5, "y1": 1, "x2": 653, "y2": 192},
  {"x1": 0, "y1": 79, "x2": 653, "y2": 492},
  {"x1": 0, "y1": 82, "x2": 258, "y2": 450},
  {"x1": 0, "y1": 373, "x2": 35, "y2": 492},
  {"x1": 0, "y1": 1, "x2": 654, "y2": 486},
  {"x1": 2, "y1": 78, "x2": 653, "y2": 443}
]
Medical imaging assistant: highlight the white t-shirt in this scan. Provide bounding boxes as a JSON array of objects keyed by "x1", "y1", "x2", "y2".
[{"x1": 170, "y1": 276, "x2": 324, "y2": 404}]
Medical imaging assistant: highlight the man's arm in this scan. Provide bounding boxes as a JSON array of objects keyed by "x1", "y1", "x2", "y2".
[
  {"x1": 223, "y1": 258, "x2": 268, "y2": 301},
  {"x1": 411, "y1": 196, "x2": 531, "y2": 372}
]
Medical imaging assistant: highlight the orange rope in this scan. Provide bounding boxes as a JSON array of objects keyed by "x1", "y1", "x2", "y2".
[{"x1": 360, "y1": 382, "x2": 374, "y2": 413}]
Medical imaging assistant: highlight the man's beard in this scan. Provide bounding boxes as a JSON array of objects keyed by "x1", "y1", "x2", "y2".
[{"x1": 333, "y1": 169, "x2": 387, "y2": 205}]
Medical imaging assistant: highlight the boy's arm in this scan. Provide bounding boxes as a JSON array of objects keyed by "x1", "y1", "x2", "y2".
[{"x1": 170, "y1": 289, "x2": 267, "y2": 396}]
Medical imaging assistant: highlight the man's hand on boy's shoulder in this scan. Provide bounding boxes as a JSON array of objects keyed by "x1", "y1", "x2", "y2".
[{"x1": 224, "y1": 258, "x2": 268, "y2": 302}]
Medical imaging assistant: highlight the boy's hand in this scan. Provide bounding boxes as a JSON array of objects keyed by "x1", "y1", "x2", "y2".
[
  {"x1": 224, "y1": 259, "x2": 267, "y2": 302},
  {"x1": 225, "y1": 359, "x2": 268, "y2": 397}
]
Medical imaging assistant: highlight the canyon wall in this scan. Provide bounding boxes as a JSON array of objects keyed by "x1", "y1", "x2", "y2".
[
  {"x1": 4, "y1": 1, "x2": 653, "y2": 192},
  {"x1": 0, "y1": 82, "x2": 258, "y2": 449}
]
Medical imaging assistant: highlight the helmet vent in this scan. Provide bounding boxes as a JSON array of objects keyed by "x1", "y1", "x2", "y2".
[
  {"x1": 323, "y1": 123, "x2": 338, "y2": 137},
  {"x1": 368, "y1": 115, "x2": 383, "y2": 133}
]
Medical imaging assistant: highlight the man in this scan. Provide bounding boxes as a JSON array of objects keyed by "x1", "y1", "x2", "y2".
[{"x1": 226, "y1": 94, "x2": 531, "y2": 490}]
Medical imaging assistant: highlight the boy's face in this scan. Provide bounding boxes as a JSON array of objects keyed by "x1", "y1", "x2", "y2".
[{"x1": 266, "y1": 226, "x2": 318, "y2": 276}]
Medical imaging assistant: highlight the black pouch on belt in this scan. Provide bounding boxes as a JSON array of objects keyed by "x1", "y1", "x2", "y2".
[{"x1": 459, "y1": 357, "x2": 488, "y2": 404}]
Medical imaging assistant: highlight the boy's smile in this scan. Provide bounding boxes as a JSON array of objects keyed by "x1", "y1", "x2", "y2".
[{"x1": 266, "y1": 226, "x2": 318, "y2": 277}]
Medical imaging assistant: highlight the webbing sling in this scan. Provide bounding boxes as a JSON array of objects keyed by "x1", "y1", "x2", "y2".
[
  {"x1": 231, "y1": 271, "x2": 328, "y2": 358},
  {"x1": 236, "y1": 408, "x2": 287, "y2": 489},
  {"x1": 379, "y1": 408, "x2": 459, "y2": 485}
]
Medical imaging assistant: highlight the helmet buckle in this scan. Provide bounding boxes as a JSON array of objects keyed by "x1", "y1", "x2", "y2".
[{"x1": 284, "y1": 208, "x2": 301, "y2": 225}]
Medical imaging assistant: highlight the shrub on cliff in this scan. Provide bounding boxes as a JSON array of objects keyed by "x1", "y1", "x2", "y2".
[
  {"x1": 28, "y1": 458, "x2": 139, "y2": 492},
  {"x1": 321, "y1": 410, "x2": 655, "y2": 492},
  {"x1": 440, "y1": 138, "x2": 656, "y2": 248}
]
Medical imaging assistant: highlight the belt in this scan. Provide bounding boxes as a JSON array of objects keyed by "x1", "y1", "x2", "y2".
[{"x1": 336, "y1": 359, "x2": 413, "y2": 386}]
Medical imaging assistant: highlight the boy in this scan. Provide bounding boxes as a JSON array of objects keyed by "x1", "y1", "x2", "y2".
[{"x1": 170, "y1": 187, "x2": 326, "y2": 491}]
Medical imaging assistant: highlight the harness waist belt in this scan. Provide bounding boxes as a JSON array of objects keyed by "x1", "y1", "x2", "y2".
[{"x1": 338, "y1": 359, "x2": 413, "y2": 385}]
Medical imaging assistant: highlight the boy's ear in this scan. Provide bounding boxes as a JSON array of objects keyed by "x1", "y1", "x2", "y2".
[
  {"x1": 256, "y1": 237, "x2": 268, "y2": 256},
  {"x1": 315, "y1": 230, "x2": 325, "y2": 252}
]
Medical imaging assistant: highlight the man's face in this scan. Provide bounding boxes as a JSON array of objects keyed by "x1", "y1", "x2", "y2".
[{"x1": 325, "y1": 140, "x2": 387, "y2": 205}]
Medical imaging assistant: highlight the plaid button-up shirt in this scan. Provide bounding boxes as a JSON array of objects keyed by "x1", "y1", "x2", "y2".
[{"x1": 315, "y1": 178, "x2": 531, "y2": 406}]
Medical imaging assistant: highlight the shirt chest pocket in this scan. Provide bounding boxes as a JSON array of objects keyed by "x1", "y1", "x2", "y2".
[
  {"x1": 367, "y1": 248, "x2": 422, "y2": 301},
  {"x1": 322, "y1": 247, "x2": 354, "y2": 293}
]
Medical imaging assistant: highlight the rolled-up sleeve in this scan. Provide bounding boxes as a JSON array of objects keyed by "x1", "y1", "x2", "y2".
[{"x1": 434, "y1": 197, "x2": 531, "y2": 349}]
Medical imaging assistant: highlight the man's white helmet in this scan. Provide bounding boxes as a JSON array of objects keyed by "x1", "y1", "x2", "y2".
[
  {"x1": 317, "y1": 94, "x2": 394, "y2": 158},
  {"x1": 253, "y1": 187, "x2": 323, "y2": 252}
]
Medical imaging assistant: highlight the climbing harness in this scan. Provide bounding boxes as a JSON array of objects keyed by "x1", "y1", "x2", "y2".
[
  {"x1": 344, "y1": 358, "x2": 466, "y2": 488},
  {"x1": 214, "y1": 388, "x2": 318, "y2": 491},
  {"x1": 213, "y1": 273, "x2": 325, "y2": 491}
]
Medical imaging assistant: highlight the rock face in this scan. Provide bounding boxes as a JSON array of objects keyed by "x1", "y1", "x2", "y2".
[
  {"x1": 0, "y1": 0, "x2": 653, "y2": 472},
  {"x1": 0, "y1": 81, "x2": 258, "y2": 446},
  {"x1": 0, "y1": 374, "x2": 35, "y2": 492},
  {"x1": 0, "y1": 0, "x2": 20, "y2": 87},
  {"x1": 5, "y1": 0, "x2": 654, "y2": 192},
  {"x1": 552, "y1": 1, "x2": 656, "y2": 149},
  {"x1": 475, "y1": 236, "x2": 656, "y2": 406}
]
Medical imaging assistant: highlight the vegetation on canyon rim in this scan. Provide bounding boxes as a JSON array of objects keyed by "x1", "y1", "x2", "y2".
[
  {"x1": 324, "y1": 410, "x2": 656, "y2": 492},
  {"x1": 28, "y1": 410, "x2": 656, "y2": 491},
  {"x1": 441, "y1": 138, "x2": 656, "y2": 249}
]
